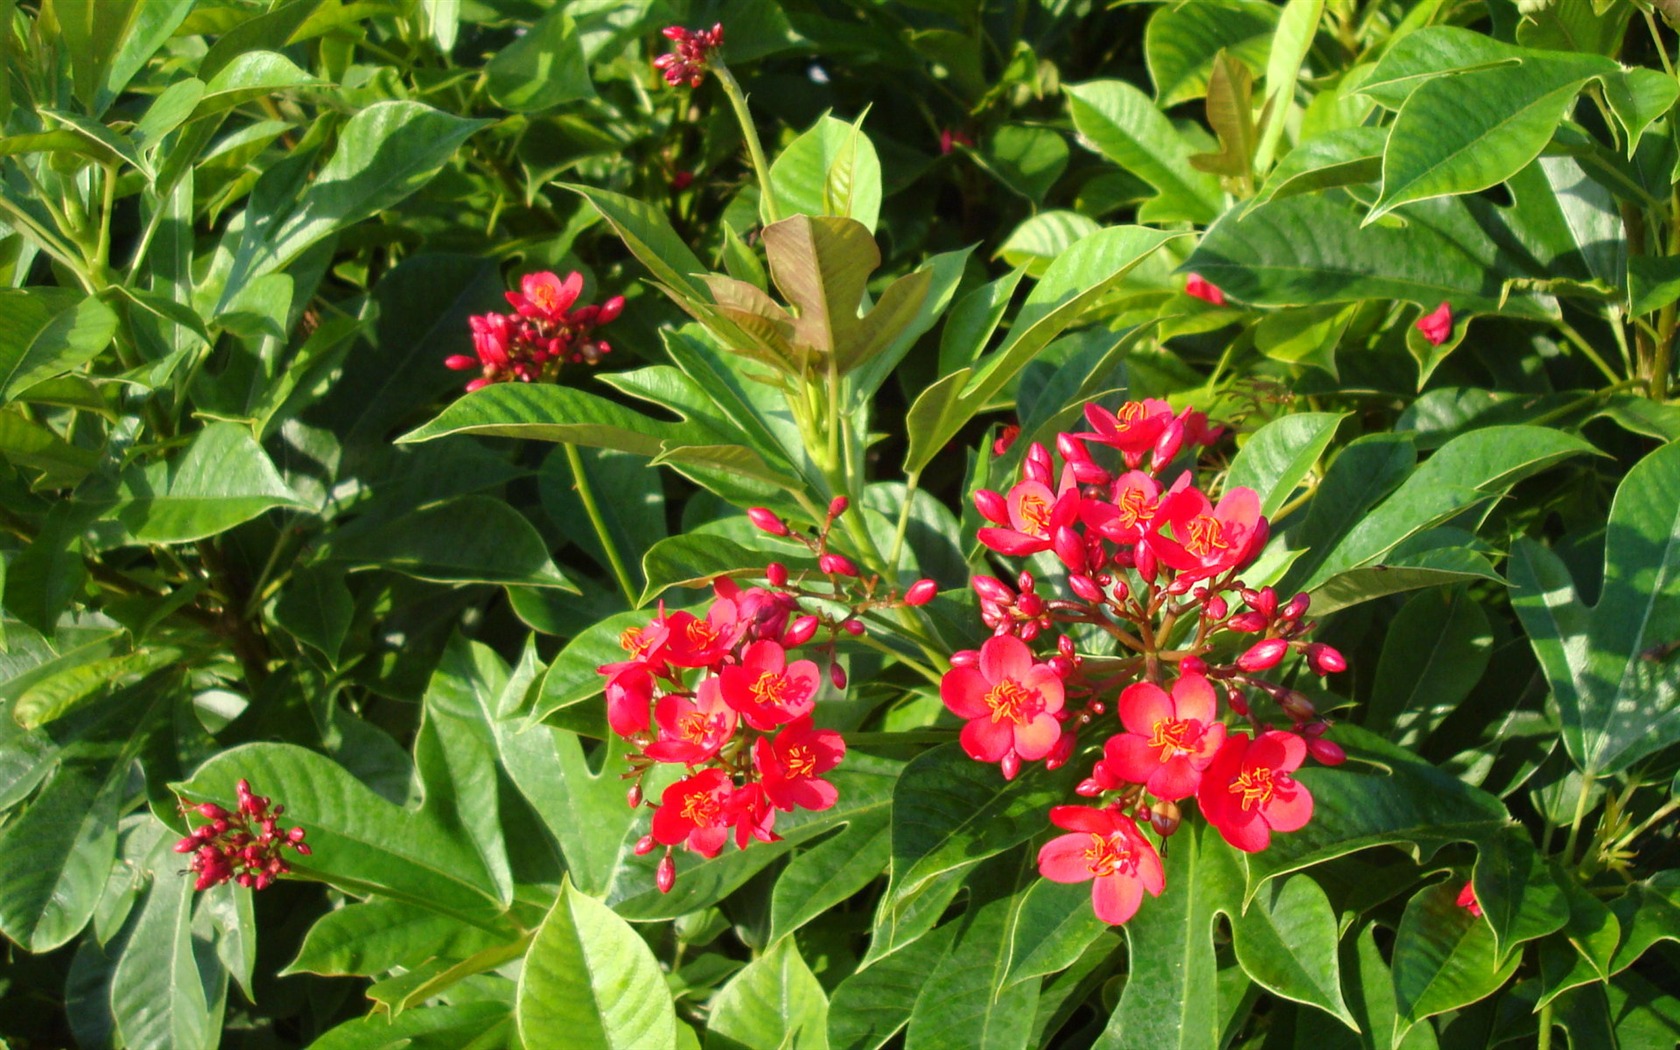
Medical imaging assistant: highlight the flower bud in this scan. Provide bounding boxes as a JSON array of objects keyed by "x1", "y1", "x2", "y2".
[
  {"x1": 784, "y1": 615, "x2": 819, "y2": 647},
  {"x1": 949, "y1": 648, "x2": 979, "y2": 668},
  {"x1": 1019, "y1": 621, "x2": 1041, "y2": 641},
  {"x1": 748, "y1": 507, "x2": 790, "y2": 536},
  {"x1": 1152, "y1": 418, "x2": 1185, "y2": 468},
  {"x1": 1069, "y1": 573, "x2": 1104, "y2": 602},
  {"x1": 1000, "y1": 751, "x2": 1021, "y2": 781},
  {"x1": 1148, "y1": 799, "x2": 1182, "y2": 837},
  {"x1": 1278, "y1": 691, "x2": 1317, "y2": 723},
  {"x1": 1134, "y1": 542, "x2": 1158, "y2": 583},
  {"x1": 1018, "y1": 571, "x2": 1036, "y2": 593},
  {"x1": 1280, "y1": 592, "x2": 1311, "y2": 621},
  {"x1": 973, "y1": 575, "x2": 1014, "y2": 604},
  {"x1": 827, "y1": 496, "x2": 850, "y2": 520},
  {"x1": 1203, "y1": 595, "x2": 1228, "y2": 620},
  {"x1": 1250, "y1": 587, "x2": 1278, "y2": 618},
  {"x1": 841, "y1": 618, "x2": 865, "y2": 636},
  {"x1": 1017, "y1": 592, "x2": 1045, "y2": 618},
  {"x1": 1306, "y1": 738, "x2": 1346, "y2": 766},
  {"x1": 1180, "y1": 655, "x2": 1208, "y2": 676},
  {"x1": 1226, "y1": 687, "x2": 1249, "y2": 716},
  {"x1": 1048, "y1": 656, "x2": 1074, "y2": 679},
  {"x1": 1043, "y1": 731, "x2": 1076, "y2": 771},
  {"x1": 1053, "y1": 526, "x2": 1087, "y2": 573},
  {"x1": 1076, "y1": 777, "x2": 1104, "y2": 797},
  {"x1": 829, "y1": 663, "x2": 848, "y2": 690},
  {"x1": 627, "y1": 785, "x2": 643, "y2": 809},
  {"x1": 1238, "y1": 639, "x2": 1288, "y2": 672},
  {"x1": 1025, "y1": 443, "x2": 1053, "y2": 484},
  {"x1": 905, "y1": 579, "x2": 938, "y2": 606},
  {"x1": 973, "y1": 489, "x2": 1010, "y2": 525},
  {"x1": 1226, "y1": 611, "x2": 1269, "y2": 633},
  {"x1": 765, "y1": 562, "x2": 788, "y2": 587},
  {"x1": 1306, "y1": 643, "x2": 1347, "y2": 675},
  {"x1": 634, "y1": 834, "x2": 657, "y2": 856},
  {"x1": 656, "y1": 854, "x2": 676, "y2": 894},
  {"x1": 819, "y1": 553, "x2": 858, "y2": 577}
]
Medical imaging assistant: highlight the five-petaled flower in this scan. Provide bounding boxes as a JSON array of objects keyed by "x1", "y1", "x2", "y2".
[
  {"x1": 651, "y1": 768, "x2": 735, "y2": 858},
  {"x1": 719, "y1": 639, "x2": 821, "y2": 730},
  {"x1": 1197, "y1": 731, "x2": 1314, "y2": 853},
  {"x1": 755, "y1": 715, "x2": 846, "y2": 811},
  {"x1": 1102, "y1": 674, "x2": 1228, "y2": 801},
  {"x1": 1038, "y1": 805, "x2": 1166, "y2": 924},
  {"x1": 941, "y1": 635, "x2": 1066, "y2": 772}
]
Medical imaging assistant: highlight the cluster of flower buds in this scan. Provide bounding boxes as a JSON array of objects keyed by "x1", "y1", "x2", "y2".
[
  {"x1": 941, "y1": 398, "x2": 1350, "y2": 925},
  {"x1": 601, "y1": 498, "x2": 934, "y2": 892},
  {"x1": 174, "y1": 779, "x2": 309, "y2": 892},
  {"x1": 447, "y1": 271, "x2": 623, "y2": 392},
  {"x1": 654, "y1": 23, "x2": 724, "y2": 88}
]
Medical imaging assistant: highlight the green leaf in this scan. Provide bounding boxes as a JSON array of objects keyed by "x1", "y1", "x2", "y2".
[
  {"x1": 882, "y1": 744, "x2": 1076, "y2": 949},
  {"x1": 287, "y1": 898, "x2": 504, "y2": 977},
  {"x1": 191, "y1": 50, "x2": 322, "y2": 122},
  {"x1": 0, "y1": 759, "x2": 123, "y2": 951},
  {"x1": 1369, "y1": 63, "x2": 1589, "y2": 221},
  {"x1": 1391, "y1": 879, "x2": 1521, "y2": 1038},
  {"x1": 1254, "y1": 0, "x2": 1325, "y2": 173},
  {"x1": 91, "y1": 422, "x2": 310, "y2": 547},
  {"x1": 1226, "y1": 412, "x2": 1343, "y2": 518},
  {"x1": 564, "y1": 184, "x2": 710, "y2": 301},
  {"x1": 309, "y1": 1002, "x2": 512, "y2": 1050},
  {"x1": 528, "y1": 607, "x2": 662, "y2": 724},
  {"x1": 272, "y1": 564, "x2": 353, "y2": 662},
  {"x1": 109, "y1": 869, "x2": 220, "y2": 1050},
  {"x1": 767, "y1": 807, "x2": 891, "y2": 943},
  {"x1": 1368, "y1": 588, "x2": 1494, "y2": 746},
  {"x1": 1065, "y1": 80, "x2": 1224, "y2": 223},
  {"x1": 768, "y1": 114, "x2": 882, "y2": 233},
  {"x1": 706, "y1": 938, "x2": 828, "y2": 1050},
  {"x1": 398, "y1": 380, "x2": 712, "y2": 456},
  {"x1": 1001, "y1": 877, "x2": 1115, "y2": 988},
  {"x1": 177, "y1": 744, "x2": 514, "y2": 932},
  {"x1": 0, "y1": 408, "x2": 102, "y2": 488},
  {"x1": 1628, "y1": 255, "x2": 1680, "y2": 317},
  {"x1": 981, "y1": 124, "x2": 1069, "y2": 204},
  {"x1": 516, "y1": 879, "x2": 678, "y2": 1050},
  {"x1": 1471, "y1": 828, "x2": 1568, "y2": 966},
  {"x1": 12, "y1": 645, "x2": 181, "y2": 730},
  {"x1": 995, "y1": 211, "x2": 1101, "y2": 276},
  {"x1": 1146, "y1": 0, "x2": 1279, "y2": 107},
  {"x1": 0, "y1": 288, "x2": 118, "y2": 401},
  {"x1": 1535, "y1": 876, "x2": 1619, "y2": 1008},
  {"x1": 1245, "y1": 725, "x2": 1509, "y2": 897},
  {"x1": 496, "y1": 722, "x2": 640, "y2": 901},
  {"x1": 1510, "y1": 441, "x2": 1680, "y2": 774},
  {"x1": 1252, "y1": 126, "x2": 1384, "y2": 207},
  {"x1": 937, "y1": 264, "x2": 1028, "y2": 374},
  {"x1": 485, "y1": 8, "x2": 594, "y2": 113},
  {"x1": 1231, "y1": 875, "x2": 1356, "y2": 1029},
  {"x1": 639, "y1": 534, "x2": 782, "y2": 607},
  {"x1": 52, "y1": 0, "x2": 143, "y2": 111},
  {"x1": 1607, "y1": 881, "x2": 1680, "y2": 976},
  {"x1": 323, "y1": 496, "x2": 576, "y2": 592},
  {"x1": 827, "y1": 924, "x2": 959, "y2": 1050}
]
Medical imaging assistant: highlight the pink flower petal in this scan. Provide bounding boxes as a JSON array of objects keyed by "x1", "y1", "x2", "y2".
[
  {"x1": 1119, "y1": 681, "x2": 1173, "y2": 734},
  {"x1": 1170, "y1": 673, "x2": 1218, "y2": 723},
  {"x1": 1038, "y1": 832, "x2": 1098, "y2": 882},
  {"x1": 961, "y1": 716, "x2": 1013, "y2": 762},
  {"x1": 1091, "y1": 871, "x2": 1145, "y2": 924}
]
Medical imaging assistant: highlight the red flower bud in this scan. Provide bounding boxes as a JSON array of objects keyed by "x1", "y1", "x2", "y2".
[
  {"x1": 827, "y1": 496, "x2": 849, "y2": 520},
  {"x1": 1017, "y1": 571, "x2": 1036, "y2": 593},
  {"x1": 973, "y1": 489, "x2": 1009, "y2": 525},
  {"x1": 949, "y1": 648, "x2": 979, "y2": 668},
  {"x1": 1226, "y1": 687, "x2": 1249, "y2": 716},
  {"x1": 1053, "y1": 526, "x2": 1087, "y2": 573},
  {"x1": 841, "y1": 618, "x2": 865, "y2": 636},
  {"x1": 1279, "y1": 692, "x2": 1318, "y2": 723},
  {"x1": 1280, "y1": 592, "x2": 1311, "y2": 621},
  {"x1": 1068, "y1": 574, "x2": 1103, "y2": 602},
  {"x1": 829, "y1": 662, "x2": 847, "y2": 690},
  {"x1": 1180, "y1": 655, "x2": 1208, "y2": 676},
  {"x1": 1238, "y1": 639, "x2": 1288, "y2": 672},
  {"x1": 972, "y1": 575, "x2": 1014, "y2": 604},
  {"x1": 1306, "y1": 643, "x2": 1347, "y2": 675},
  {"x1": 905, "y1": 579, "x2": 938, "y2": 606},
  {"x1": 1048, "y1": 656, "x2": 1074, "y2": 679},
  {"x1": 1226, "y1": 611, "x2": 1269, "y2": 633},
  {"x1": 999, "y1": 751, "x2": 1021, "y2": 781},
  {"x1": 656, "y1": 854, "x2": 676, "y2": 894},
  {"x1": 627, "y1": 785, "x2": 643, "y2": 809},
  {"x1": 784, "y1": 615, "x2": 819, "y2": 647},
  {"x1": 1076, "y1": 778, "x2": 1104, "y2": 797},
  {"x1": 748, "y1": 507, "x2": 790, "y2": 536},
  {"x1": 634, "y1": 834, "x2": 657, "y2": 856},
  {"x1": 1250, "y1": 587, "x2": 1278, "y2": 618},
  {"x1": 819, "y1": 553, "x2": 858, "y2": 577},
  {"x1": 1307, "y1": 737, "x2": 1346, "y2": 766},
  {"x1": 1203, "y1": 595, "x2": 1228, "y2": 620},
  {"x1": 765, "y1": 562, "x2": 788, "y2": 587}
]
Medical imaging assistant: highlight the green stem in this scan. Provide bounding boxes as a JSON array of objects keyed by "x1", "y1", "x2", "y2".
[
  {"x1": 1562, "y1": 772, "x2": 1596, "y2": 868},
  {"x1": 886, "y1": 468, "x2": 923, "y2": 572},
  {"x1": 564, "y1": 442, "x2": 638, "y2": 604},
  {"x1": 1537, "y1": 1002, "x2": 1554, "y2": 1050},
  {"x1": 1554, "y1": 319, "x2": 1624, "y2": 385},
  {"x1": 1613, "y1": 795, "x2": 1680, "y2": 853},
  {"x1": 712, "y1": 62, "x2": 780, "y2": 224},
  {"x1": 848, "y1": 632, "x2": 943, "y2": 686}
]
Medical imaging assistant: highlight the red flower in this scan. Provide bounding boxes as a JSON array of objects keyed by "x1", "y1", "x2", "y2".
[
  {"x1": 174, "y1": 779, "x2": 309, "y2": 892},
  {"x1": 644, "y1": 676, "x2": 738, "y2": 764},
  {"x1": 1149, "y1": 484, "x2": 1267, "y2": 581},
  {"x1": 1197, "y1": 731, "x2": 1314, "y2": 853},
  {"x1": 1456, "y1": 880, "x2": 1483, "y2": 918},
  {"x1": 506, "y1": 271, "x2": 583, "y2": 323},
  {"x1": 1185, "y1": 273, "x2": 1226, "y2": 306},
  {"x1": 755, "y1": 716, "x2": 846, "y2": 811},
  {"x1": 1078, "y1": 399, "x2": 1176, "y2": 468},
  {"x1": 1086, "y1": 469, "x2": 1164, "y2": 545},
  {"x1": 718, "y1": 639, "x2": 820, "y2": 730},
  {"x1": 651, "y1": 768, "x2": 733, "y2": 858},
  {"x1": 940, "y1": 635, "x2": 1065, "y2": 767},
  {"x1": 654, "y1": 23, "x2": 724, "y2": 88},
  {"x1": 1037, "y1": 805, "x2": 1165, "y2": 924},
  {"x1": 601, "y1": 659, "x2": 656, "y2": 737},
  {"x1": 1416, "y1": 302, "x2": 1453, "y2": 346},
  {"x1": 726, "y1": 781, "x2": 779, "y2": 849},
  {"x1": 659, "y1": 601, "x2": 744, "y2": 668},
  {"x1": 1100, "y1": 674, "x2": 1227, "y2": 801},
  {"x1": 976, "y1": 476, "x2": 1080, "y2": 556}
]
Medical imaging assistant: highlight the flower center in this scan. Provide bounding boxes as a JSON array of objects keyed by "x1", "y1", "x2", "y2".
[
  {"x1": 750, "y1": 671, "x2": 809, "y2": 710},
  {"x1": 984, "y1": 679, "x2": 1039, "y2": 724},
  {"x1": 685, "y1": 619, "x2": 719, "y2": 649},
  {"x1": 1116, "y1": 402, "x2": 1147, "y2": 432},
  {"x1": 680, "y1": 792, "x2": 719, "y2": 826},
  {"x1": 677, "y1": 712, "x2": 712, "y2": 742},
  {"x1": 620, "y1": 625, "x2": 652, "y2": 657},
  {"x1": 1185, "y1": 515, "x2": 1229, "y2": 557},
  {"x1": 1017, "y1": 493, "x2": 1052, "y2": 536},
  {"x1": 1148, "y1": 717, "x2": 1201, "y2": 759},
  {"x1": 1231, "y1": 767, "x2": 1277, "y2": 811},
  {"x1": 1117, "y1": 488, "x2": 1154, "y2": 529},
  {"x1": 1083, "y1": 832, "x2": 1134, "y2": 877},
  {"x1": 783, "y1": 745, "x2": 817, "y2": 779}
]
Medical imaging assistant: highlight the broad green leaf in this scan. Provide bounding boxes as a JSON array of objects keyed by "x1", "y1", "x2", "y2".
[
  {"x1": 1607, "y1": 880, "x2": 1680, "y2": 976},
  {"x1": 639, "y1": 534, "x2": 787, "y2": 607},
  {"x1": 177, "y1": 744, "x2": 514, "y2": 931},
  {"x1": 1303, "y1": 925, "x2": 1440, "y2": 1050},
  {"x1": 1392, "y1": 879, "x2": 1521, "y2": 1038},
  {"x1": 90, "y1": 422, "x2": 310, "y2": 547},
  {"x1": 1251, "y1": 126, "x2": 1384, "y2": 207},
  {"x1": 995, "y1": 211, "x2": 1100, "y2": 276},
  {"x1": 309, "y1": 1002, "x2": 511, "y2": 1050},
  {"x1": 1369, "y1": 63, "x2": 1589, "y2": 221},
  {"x1": 109, "y1": 870, "x2": 219, "y2": 1050},
  {"x1": 485, "y1": 8, "x2": 594, "y2": 112},
  {"x1": 0, "y1": 759, "x2": 123, "y2": 951},
  {"x1": 565, "y1": 184, "x2": 710, "y2": 301},
  {"x1": 272, "y1": 564, "x2": 353, "y2": 663},
  {"x1": 767, "y1": 808, "x2": 890, "y2": 943},
  {"x1": 1293, "y1": 425, "x2": 1595, "y2": 592},
  {"x1": 1097, "y1": 823, "x2": 1243, "y2": 1050},
  {"x1": 52, "y1": 0, "x2": 143, "y2": 111},
  {"x1": 1471, "y1": 828, "x2": 1568, "y2": 965},
  {"x1": 495, "y1": 722, "x2": 640, "y2": 901},
  {"x1": 706, "y1": 938, "x2": 828, "y2": 1050},
  {"x1": 827, "y1": 924, "x2": 959, "y2": 1050},
  {"x1": 529, "y1": 607, "x2": 664, "y2": 724},
  {"x1": 0, "y1": 288, "x2": 118, "y2": 401},
  {"x1": 100, "y1": 0, "x2": 193, "y2": 115},
  {"x1": 937, "y1": 264, "x2": 1028, "y2": 374},
  {"x1": 1245, "y1": 726, "x2": 1509, "y2": 897},
  {"x1": 980, "y1": 124, "x2": 1069, "y2": 204},
  {"x1": 1226, "y1": 412, "x2": 1343, "y2": 518},
  {"x1": 1510, "y1": 441, "x2": 1680, "y2": 774},
  {"x1": 1254, "y1": 0, "x2": 1325, "y2": 172},
  {"x1": 398, "y1": 380, "x2": 713, "y2": 455},
  {"x1": 1368, "y1": 588, "x2": 1493, "y2": 746},
  {"x1": 287, "y1": 898, "x2": 504, "y2": 977},
  {"x1": 1309, "y1": 536, "x2": 1501, "y2": 615},
  {"x1": 847, "y1": 247, "x2": 971, "y2": 407},
  {"x1": 0, "y1": 408, "x2": 101, "y2": 487},
  {"x1": 883, "y1": 744, "x2": 1076, "y2": 945},
  {"x1": 1629, "y1": 255, "x2": 1680, "y2": 317},
  {"x1": 1231, "y1": 875, "x2": 1355, "y2": 1029},
  {"x1": 1065, "y1": 80, "x2": 1224, "y2": 223},
  {"x1": 1001, "y1": 877, "x2": 1114, "y2": 988},
  {"x1": 191, "y1": 50, "x2": 322, "y2": 122},
  {"x1": 1188, "y1": 189, "x2": 1560, "y2": 319},
  {"x1": 12, "y1": 645, "x2": 181, "y2": 730},
  {"x1": 323, "y1": 496, "x2": 576, "y2": 592},
  {"x1": 1145, "y1": 0, "x2": 1279, "y2": 107},
  {"x1": 768, "y1": 114, "x2": 882, "y2": 233},
  {"x1": 1535, "y1": 876, "x2": 1619, "y2": 1008},
  {"x1": 516, "y1": 880, "x2": 678, "y2": 1050}
]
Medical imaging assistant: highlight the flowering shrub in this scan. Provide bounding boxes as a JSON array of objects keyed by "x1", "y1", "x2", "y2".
[{"x1": 4, "y1": 4, "x2": 1680, "y2": 1049}]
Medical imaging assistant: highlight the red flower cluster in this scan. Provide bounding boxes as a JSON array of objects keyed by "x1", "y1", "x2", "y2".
[
  {"x1": 943, "y1": 398, "x2": 1350, "y2": 925},
  {"x1": 602, "y1": 500, "x2": 934, "y2": 892},
  {"x1": 446, "y1": 271, "x2": 622, "y2": 392},
  {"x1": 174, "y1": 779, "x2": 309, "y2": 891},
  {"x1": 654, "y1": 24, "x2": 724, "y2": 88}
]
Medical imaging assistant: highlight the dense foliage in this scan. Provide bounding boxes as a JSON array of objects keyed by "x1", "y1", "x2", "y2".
[{"x1": 3, "y1": 0, "x2": 1680, "y2": 1048}]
